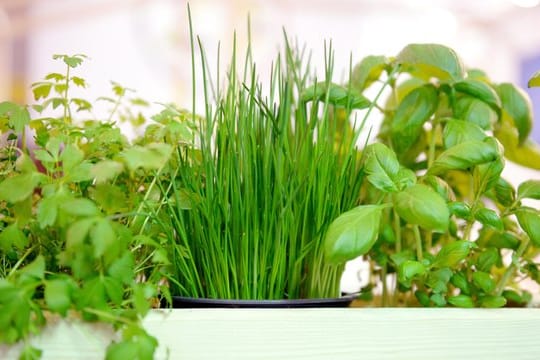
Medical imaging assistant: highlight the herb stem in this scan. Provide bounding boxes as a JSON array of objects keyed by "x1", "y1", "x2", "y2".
[
  {"x1": 495, "y1": 237, "x2": 530, "y2": 296},
  {"x1": 413, "y1": 225, "x2": 423, "y2": 261}
]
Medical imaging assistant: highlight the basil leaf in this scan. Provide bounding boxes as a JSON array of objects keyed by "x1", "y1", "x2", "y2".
[
  {"x1": 351, "y1": 55, "x2": 388, "y2": 92},
  {"x1": 493, "y1": 178, "x2": 516, "y2": 207},
  {"x1": 518, "y1": 180, "x2": 540, "y2": 200},
  {"x1": 454, "y1": 79, "x2": 501, "y2": 112},
  {"x1": 396, "y1": 43, "x2": 465, "y2": 81},
  {"x1": 324, "y1": 205, "x2": 385, "y2": 263},
  {"x1": 497, "y1": 83, "x2": 533, "y2": 144},
  {"x1": 528, "y1": 70, "x2": 540, "y2": 88},
  {"x1": 428, "y1": 140, "x2": 499, "y2": 175},
  {"x1": 398, "y1": 260, "x2": 426, "y2": 288},
  {"x1": 455, "y1": 97, "x2": 497, "y2": 130},
  {"x1": 442, "y1": 119, "x2": 486, "y2": 149},
  {"x1": 448, "y1": 295, "x2": 475, "y2": 308},
  {"x1": 433, "y1": 240, "x2": 475, "y2": 268},
  {"x1": 516, "y1": 207, "x2": 540, "y2": 247},
  {"x1": 393, "y1": 184, "x2": 449, "y2": 232},
  {"x1": 364, "y1": 143, "x2": 400, "y2": 193},
  {"x1": 474, "y1": 208, "x2": 504, "y2": 231}
]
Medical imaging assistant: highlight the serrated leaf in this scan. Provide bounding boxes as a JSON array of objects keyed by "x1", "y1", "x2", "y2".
[
  {"x1": 91, "y1": 219, "x2": 116, "y2": 258},
  {"x1": 45, "y1": 279, "x2": 72, "y2": 316},
  {"x1": 91, "y1": 160, "x2": 124, "y2": 184},
  {"x1": 0, "y1": 172, "x2": 43, "y2": 203},
  {"x1": 442, "y1": 119, "x2": 486, "y2": 149},
  {"x1": 393, "y1": 184, "x2": 449, "y2": 232},
  {"x1": 120, "y1": 143, "x2": 173, "y2": 171},
  {"x1": 32, "y1": 83, "x2": 52, "y2": 100},
  {"x1": 108, "y1": 251, "x2": 134, "y2": 285},
  {"x1": 396, "y1": 43, "x2": 465, "y2": 81},
  {"x1": 497, "y1": 83, "x2": 533, "y2": 144},
  {"x1": 433, "y1": 241, "x2": 474, "y2": 268},
  {"x1": 428, "y1": 140, "x2": 499, "y2": 175},
  {"x1": 516, "y1": 207, "x2": 540, "y2": 247},
  {"x1": 60, "y1": 144, "x2": 84, "y2": 172},
  {"x1": 71, "y1": 76, "x2": 86, "y2": 87},
  {"x1": 518, "y1": 180, "x2": 540, "y2": 200},
  {"x1": 324, "y1": 205, "x2": 386, "y2": 263},
  {"x1": 0, "y1": 223, "x2": 28, "y2": 251},
  {"x1": 61, "y1": 198, "x2": 100, "y2": 217},
  {"x1": 390, "y1": 84, "x2": 438, "y2": 153},
  {"x1": 8, "y1": 105, "x2": 31, "y2": 133},
  {"x1": 363, "y1": 143, "x2": 400, "y2": 192}
]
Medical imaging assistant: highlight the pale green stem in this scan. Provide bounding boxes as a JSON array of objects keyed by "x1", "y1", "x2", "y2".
[
  {"x1": 495, "y1": 237, "x2": 530, "y2": 296},
  {"x1": 413, "y1": 225, "x2": 423, "y2": 261}
]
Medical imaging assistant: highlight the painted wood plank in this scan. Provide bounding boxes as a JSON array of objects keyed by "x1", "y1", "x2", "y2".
[{"x1": 2, "y1": 309, "x2": 540, "y2": 359}]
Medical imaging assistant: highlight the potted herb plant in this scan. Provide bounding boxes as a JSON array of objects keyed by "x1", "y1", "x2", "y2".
[{"x1": 324, "y1": 43, "x2": 540, "y2": 308}]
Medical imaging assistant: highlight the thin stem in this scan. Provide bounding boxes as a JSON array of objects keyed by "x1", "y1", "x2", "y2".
[
  {"x1": 413, "y1": 225, "x2": 423, "y2": 261},
  {"x1": 428, "y1": 122, "x2": 440, "y2": 168},
  {"x1": 393, "y1": 208, "x2": 402, "y2": 253},
  {"x1": 64, "y1": 65, "x2": 72, "y2": 123},
  {"x1": 495, "y1": 237, "x2": 530, "y2": 296},
  {"x1": 8, "y1": 245, "x2": 36, "y2": 278}
]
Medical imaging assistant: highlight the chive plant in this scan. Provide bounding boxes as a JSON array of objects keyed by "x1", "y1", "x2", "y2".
[{"x1": 152, "y1": 33, "x2": 375, "y2": 300}]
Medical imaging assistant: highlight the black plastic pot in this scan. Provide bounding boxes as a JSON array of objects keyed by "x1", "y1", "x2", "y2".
[{"x1": 168, "y1": 295, "x2": 357, "y2": 308}]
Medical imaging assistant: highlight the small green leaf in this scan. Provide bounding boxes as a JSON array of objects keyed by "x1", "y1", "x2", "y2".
[
  {"x1": 493, "y1": 178, "x2": 515, "y2": 207},
  {"x1": 91, "y1": 219, "x2": 116, "y2": 258},
  {"x1": 448, "y1": 201, "x2": 471, "y2": 219},
  {"x1": 19, "y1": 255, "x2": 45, "y2": 281},
  {"x1": 426, "y1": 268, "x2": 453, "y2": 293},
  {"x1": 453, "y1": 79, "x2": 501, "y2": 111},
  {"x1": 0, "y1": 223, "x2": 28, "y2": 251},
  {"x1": 476, "y1": 247, "x2": 501, "y2": 272},
  {"x1": 9, "y1": 105, "x2": 31, "y2": 133},
  {"x1": 518, "y1": 180, "x2": 540, "y2": 200},
  {"x1": 398, "y1": 260, "x2": 426, "y2": 288},
  {"x1": 472, "y1": 271, "x2": 496, "y2": 293},
  {"x1": 393, "y1": 184, "x2": 449, "y2": 232},
  {"x1": 433, "y1": 241, "x2": 474, "y2": 268},
  {"x1": 363, "y1": 143, "x2": 400, "y2": 192},
  {"x1": 396, "y1": 43, "x2": 465, "y2": 81},
  {"x1": 45, "y1": 279, "x2": 73, "y2": 316},
  {"x1": 485, "y1": 231, "x2": 520, "y2": 250},
  {"x1": 324, "y1": 205, "x2": 386, "y2": 263},
  {"x1": 61, "y1": 198, "x2": 100, "y2": 217},
  {"x1": 428, "y1": 140, "x2": 499, "y2": 175},
  {"x1": 60, "y1": 144, "x2": 84, "y2": 172},
  {"x1": 301, "y1": 82, "x2": 370, "y2": 109},
  {"x1": 108, "y1": 251, "x2": 134, "y2": 285},
  {"x1": 474, "y1": 208, "x2": 504, "y2": 231},
  {"x1": 120, "y1": 143, "x2": 173, "y2": 171},
  {"x1": 71, "y1": 76, "x2": 87, "y2": 87},
  {"x1": 479, "y1": 295, "x2": 506, "y2": 308},
  {"x1": 19, "y1": 344, "x2": 43, "y2": 360},
  {"x1": 442, "y1": 119, "x2": 486, "y2": 149},
  {"x1": 66, "y1": 218, "x2": 95, "y2": 249},
  {"x1": 497, "y1": 83, "x2": 533, "y2": 144},
  {"x1": 451, "y1": 272, "x2": 471, "y2": 295},
  {"x1": 390, "y1": 84, "x2": 439, "y2": 153},
  {"x1": 45, "y1": 72, "x2": 65, "y2": 81},
  {"x1": 32, "y1": 83, "x2": 52, "y2": 100},
  {"x1": 102, "y1": 276, "x2": 123, "y2": 306},
  {"x1": 91, "y1": 160, "x2": 124, "y2": 184},
  {"x1": 415, "y1": 290, "x2": 431, "y2": 307},
  {"x1": 395, "y1": 167, "x2": 417, "y2": 190},
  {"x1": 0, "y1": 173, "x2": 43, "y2": 203},
  {"x1": 430, "y1": 293, "x2": 447, "y2": 307},
  {"x1": 351, "y1": 55, "x2": 388, "y2": 91},
  {"x1": 448, "y1": 295, "x2": 474, "y2": 308},
  {"x1": 515, "y1": 207, "x2": 540, "y2": 247}
]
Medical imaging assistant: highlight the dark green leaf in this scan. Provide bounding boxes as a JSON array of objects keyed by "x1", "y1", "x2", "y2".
[
  {"x1": 415, "y1": 290, "x2": 431, "y2": 306},
  {"x1": 426, "y1": 267, "x2": 453, "y2": 293},
  {"x1": 493, "y1": 178, "x2": 515, "y2": 207},
  {"x1": 393, "y1": 184, "x2": 449, "y2": 232},
  {"x1": 433, "y1": 241, "x2": 474, "y2": 268},
  {"x1": 442, "y1": 119, "x2": 486, "y2": 149},
  {"x1": 363, "y1": 143, "x2": 400, "y2": 192},
  {"x1": 476, "y1": 247, "x2": 501, "y2": 272},
  {"x1": 351, "y1": 55, "x2": 388, "y2": 91},
  {"x1": 516, "y1": 207, "x2": 540, "y2": 246},
  {"x1": 390, "y1": 84, "x2": 438, "y2": 153},
  {"x1": 396, "y1": 43, "x2": 465, "y2": 81},
  {"x1": 102, "y1": 277, "x2": 123, "y2": 306},
  {"x1": 0, "y1": 223, "x2": 28, "y2": 251},
  {"x1": 479, "y1": 295, "x2": 506, "y2": 308},
  {"x1": 472, "y1": 271, "x2": 496, "y2": 293},
  {"x1": 518, "y1": 180, "x2": 540, "y2": 200},
  {"x1": 475, "y1": 208, "x2": 504, "y2": 231},
  {"x1": 448, "y1": 295, "x2": 474, "y2": 308},
  {"x1": 324, "y1": 205, "x2": 386, "y2": 263},
  {"x1": 485, "y1": 231, "x2": 520, "y2": 250},
  {"x1": 497, "y1": 83, "x2": 533, "y2": 144},
  {"x1": 430, "y1": 293, "x2": 447, "y2": 307},
  {"x1": 448, "y1": 202, "x2": 471, "y2": 219},
  {"x1": 428, "y1": 140, "x2": 499, "y2": 175}
]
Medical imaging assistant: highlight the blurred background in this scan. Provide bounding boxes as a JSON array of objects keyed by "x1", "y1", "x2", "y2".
[{"x1": 1, "y1": 0, "x2": 539, "y2": 292}]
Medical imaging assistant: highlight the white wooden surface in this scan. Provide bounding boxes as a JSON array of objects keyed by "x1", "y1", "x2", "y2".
[{"x1": 2, "y1": 308, "x2": 540, "y2": 359}]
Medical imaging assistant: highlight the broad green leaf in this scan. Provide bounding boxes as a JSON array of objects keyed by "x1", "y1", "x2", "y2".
[
  {"x1": 91, "y1": 160, "x2": 124, "y2": 184},
  {"x1": 518, "y1": 180, "x2": 540, "y2": 200},
  {"x1": 61, "y1": 198, "x2": 100, "y2": 217},
  {"x1": 479, "y1": 295, "x2": 506, "y2": 308},
  {"x1": 32, "y1": 83, "x2": 52, "y2": 101},
  {"x1": 428, "y1": 140, "x2": 499, "y2": 175},
  {"x1": 106, "y1": 340, "x2": 139, "y2": 360},
  {"x1": 494, "y1": 119, "x2": 540, "y2": 170},
  {"x1": 476, "y1": 247, "x2": 501, "y2": 272},
  {"x1": 433, "y1": 240, "x2": 474, "y2": 268},
  {"x1": 453, "y1": 79, "x2": 501, "y2": 111},
  {"x1": 91, "y1": 219, "x2": 116, "y2": 258},
  {"x1": 390, "y1": 84, "x2": 438, "y2": 153},
  {"x1": 65, "y1": 162, "x2": 93, "y2": 183},
  {"x1": 502, "y1": 290, "x2": 530, "y2": 305},
  {"x1": 398, "y1": 260, "x2": 426, "y2": 288},
  {"x1": 93, "y1": 184, "x2": 127, "y2": 214},
  {"x1": 37, "y1": 195, "x2": 60, "y2": 228},
  {"x1": 393, "y1": 184, "x2": 449, "y2": 232},
  {"x1": 448, "y1": 295, "x2": 474, "y2": 308},
  {"x1": 493, "y1": 178, "x2": 515, "y2": 207},
  {"x1": 430, "y1": 293, "x2": 447, "y2": 307},
  {"x1": 484, "y1": 230, "x2": 519, "y2": 250},
  {"x1": 473, "y1": 155, "x2": 505, "y2": 195},
  {"x1": 396, "y1": 43, "x2": 465, "y2": 81},
  {"x1": 516, "y1": 207, "x2": 540, "y2": 246},
  {"x1": 473, "y1": 271, "x2": 496, "y2": 293},
  {"x1": 496, "y1": 83, "x2": 533, "y2": 144},
  {"x1": 45, "y1": 279, "x2": 72, "y2": 316},
  {"x1": 108, "y1": 251, "x2": 135, "y2": 285},
  {"x1": 66, "y1": 218, "x2": 95, "y2": 249},
  {"x1": 0, "y1": 223, "x2": 28, "y2": 251},
  {"x1": 351, "y1": 55, "x2": 388, "y2": 91},
  {"x1": 324, "y1": 205, "x2": 386, "y2": 263},
  {"x1": 121, "y1": 143, "x2": 173, "y2": 171},
  {"x1": 424, "y1": 175, "x2": 455, "y2": 202},
  {"x1": 102, "y1": 276, "x2": 123, "y2": 306},
  {"x1": 442, "y1": 119, "x2": 486, "y2": 149},
  {"x1": 474, "y1": 208, "x2": 504, "y2": 231},
  {"x1": 528, "y1": 70, "x2": 540, "y2": 87},
  {"x1": 363, "y1": 143, "x2": 400, "y2": 192},
  {"x1": 44, "y1": 72, "x2": 65, "y2": 81},
  {"x1": 19, "y1": 255, "x2": 45, "y2": 281},
  {"x1": 0, "y1": 172, "x2": 43, "y2": 203},
  {"x1": 395, "y1": 167, "x2": 417, "y2": 190},
  {"x1": 77, "y1": 277, "x2": 107, "y2": 310},
  {"x1": 454, "y1": 97, "x2": 497, "y2": 130}
]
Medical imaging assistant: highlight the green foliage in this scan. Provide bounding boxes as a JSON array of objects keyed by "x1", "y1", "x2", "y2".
[{"x1": 325, "y1": 42, "x2": 540, "y2": 308}]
